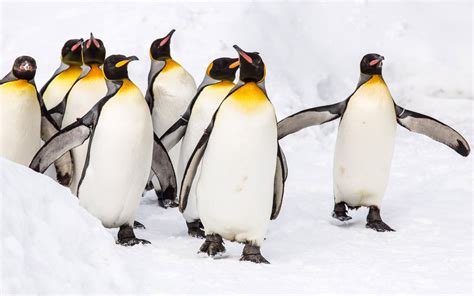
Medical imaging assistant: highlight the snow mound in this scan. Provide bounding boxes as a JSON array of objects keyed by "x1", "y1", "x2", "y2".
[{"x1": 0, "y1": 158, "x2": 128, "y2": 293}]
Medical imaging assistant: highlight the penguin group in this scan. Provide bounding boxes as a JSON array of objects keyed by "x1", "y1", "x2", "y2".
[{"x1": 0, "y1": 30, "x2": 470, "y2": 263}]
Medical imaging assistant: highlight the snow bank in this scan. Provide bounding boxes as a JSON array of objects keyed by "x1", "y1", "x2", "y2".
[{"x1": 0, "y1": 158, "x2": 130, "y2": 293}]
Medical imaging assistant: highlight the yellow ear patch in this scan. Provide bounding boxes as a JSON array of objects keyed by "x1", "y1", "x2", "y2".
[
  {"x1": 229, "y1": 60, "x2": 239, "y2": 69},
  {"x1": 206, "y1": 62, "x2": 214, "y2": 76},
  {"x1": 115, "y1": 60, "x2": 129, "y2": 68}
]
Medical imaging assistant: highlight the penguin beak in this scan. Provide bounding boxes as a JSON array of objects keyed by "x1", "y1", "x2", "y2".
[
  {"x1": 159, "y1": 29, "x2": 176, "y2": 47},
  {"x1": 229, "y1": 59, "x2": 240, "y2": 69},
  {"x1": 71, "y1": 39, "x2": 83, "y2": 52},
  {"x1": 233, "y1": 45, "x2": 253, "y2": 64},
  {"x1": 115, "y1": 56, "x2": 139, "y2": 68},
  {"x1": 369, "y1": 56, "x2": 385, "y2": 66},
  {"x1": 87, "y1": 33, "x2": 101, "y2": 49}
]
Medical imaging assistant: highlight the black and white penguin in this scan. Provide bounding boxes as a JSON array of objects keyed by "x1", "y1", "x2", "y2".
[
  {"x1": 161, "y1": 57, "x2": 240, "y2": 237},
  {"x1": 179, "y1": 46, "x2": 287, "y2": 263},
  {"x1": 39, "y1": 38, "x2": 83, "y2": 185},
  {"x1": 145, "y1": 29, "x2": 197, "y2": 208},
  {"x1": 0, "y1": 56, "x2": 59, "y2": 166},
  {"x1": 60, "y1": 33, "x2": 107, "y2": 194},
  {"x1": 278, "y1": 53, "x2": 470, "y2": 232},
  {"x1": 40, "y1": 38, "x2": 84, "y2": 126},
  {"x1": 30, "y1": 55, "x2": 177, "y2": 246}
]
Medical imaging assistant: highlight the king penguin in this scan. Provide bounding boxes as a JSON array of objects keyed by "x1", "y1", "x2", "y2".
[
  {"x1": 0, "y1": 56, "x2": 59, "y2": 166},
  {"x1": 160, "y1": 57, "x2": 240, "y2": 237},
  {"x1": 39, "y1": 38, "x2": 83, "y2": 186},
  {"x1": 41, "y1": 38, "x2": 84, "y2": 127},
  {"x1": 277, "y1": 53, "x2": 470, "y2": 232},
  {"x1": 61, "y1": 33, "x2": 107, "y2": 195},
  {"x1": 30, "y1": 55, "x2": 177, "y2": 246},
  {"x1": 145, "y1": 29, "x2": 197, "y2": 208},
  {"x1": 179, "y1": 46, "x2": 288, "y2": 263}
]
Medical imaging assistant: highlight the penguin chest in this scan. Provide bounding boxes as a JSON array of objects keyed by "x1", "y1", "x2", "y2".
[
  {"x1": 62, "y1": 67, "x2": 107, "y2": 194},
  {"x1": 0, "y1": 81, "x2": 41, "y2": 166},
  {"x1": 78, "y1": 84, "x2": 153, "y2": 228},
  {"x1": 197, "y1": 83, "x2": 277, "y2": 244},
  {"x1": 42, "y1": 66, "x2": 82, "y2": 110},
  {"x1": 151, "y1": 61, "x2": 196, "y2": 136},
  {"x1": 178, "y1": 81, "x2": 234, "y2": 221},
  {"x1": 334, "y1": 77, "x2": 397, "y2": 206}
]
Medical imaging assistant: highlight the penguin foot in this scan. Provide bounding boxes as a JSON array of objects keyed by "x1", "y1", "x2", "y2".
[
  {"x1": 199, "y1": 234, "x2": 226, "y2": 256},
  {"x1": 366, "y1": 206, "x2": 395, "y2": 232},
  {"x1": 117, "y1": 238, "x2": 151, "y2": 246},
  {"x1": 187, "y1": 220, "x2": 205, "y2": 238},
  {"x1": 56, "y1": 172, "x2": 72, "y2": 187},
  {"x1": 158, "y1": 198, "x2": 179, "y2": 209},
  {"x1": 366, "y1": 220, "x2": 395, "y2": 232},
  {"x1": 240, "y1": 244, "x2": 270, "y2": 264},
  {"x1": 332, "y1": 202, "x2": 352, "y2": 221},
  {"x1": 144, "y1": 180, "x2": 154, "y2": 191},
  {"x1": 117, "y1": 224, "x2": 151, "y2": 246},
  {"x1": 133, "y1": 221, "x2": 146, "y2": 229}
]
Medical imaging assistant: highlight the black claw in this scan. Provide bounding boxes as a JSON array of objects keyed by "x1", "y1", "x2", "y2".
[
  {"x1": 240, "y1": 243, "x2": 269, "y2": 264},
  {"x1": 199, "y1": 234, "x2": 225, "y2": 256},
  {"x1": 366, "y1": 206, "x2": 395, "y2": 232},
  {"x1": 187, "y1": 220, "x2": 205, "y2": 238},
  {"x1": 158, "y1": 199, "x2": 178, "y2": 209},
  {"x1": 117, "y1": 238, "x2": 151, "y2": 246},
  {"x1": 366, "y1": 220, "x2": 395, "y2": 232},
  {"x1": 117, "y1": 224, "x2": 151, "y2": 246},
  {"x1": 332, "y1": 202, "x2": 352, "y2": 221},
  {"x1": 133, "y1": 221, "x2": 146, "y2": 229}
]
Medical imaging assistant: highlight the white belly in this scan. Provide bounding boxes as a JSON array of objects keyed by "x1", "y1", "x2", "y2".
[
  {"x1": 197, "y1": 86, "x2": 277, "y2": 246},
  {"x1": 62, "y1": 72, "x2": 107, "y2": 194},
  {"x1": 78, "y1": 84, "x2": 153, "y2": 228},
  {"x1": 0, "y1": 81, "x2": 41, "y2": 166},
  {"x1": 179, "y1": 82, "x2": 234, "y2": 222},
  {"x1": 333, "y1": 78, "x2": 397, "y2": 207},
  {"x1": 151, "y1": 66, "x2": 196, "y2": 167}
]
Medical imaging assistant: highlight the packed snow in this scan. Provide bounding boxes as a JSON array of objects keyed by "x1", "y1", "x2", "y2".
[{"x1": 0, "y1": 1, "x2": 472, "y2": 295}]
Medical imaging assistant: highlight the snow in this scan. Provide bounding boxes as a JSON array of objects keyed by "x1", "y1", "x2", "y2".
[{"x1": 0, "y1": 1, "x2": 472, "y2": 295}]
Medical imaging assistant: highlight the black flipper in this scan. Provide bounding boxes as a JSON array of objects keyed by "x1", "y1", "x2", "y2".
[
  {"x1": 30, "y1": 80, "x2": 122, "y2": 175},
  {"x1": 151, "y1": 134, "x2": 178, "y2": 203},
  {"x1": 29, "y1": 120, "x2": 92, "y2": 174},
  {"x1": 395, "y1": 105, "x2": 470, "y2": 156},
  {"x1": 271, "y1": 144, "x2": 287, "y2": 220},
  {"x1": 36, "y1": 88, "x2": 75, "y2": 186},
  {"x1": 277, "y1": 100, "x2": 347, "y2": 139},
  {"x1": 160, "y1": 76, "x2": 219, "y2": 150},
  {"x1": 144, "y1": 60, "x2": 166, "y2": 112},
  {"x1": 178, "y1": 119, "x2": 214, "y2": 213}
]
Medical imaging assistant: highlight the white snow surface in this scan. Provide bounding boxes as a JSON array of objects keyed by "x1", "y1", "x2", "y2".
[{"x1": 0, "y1": 1, "x2": 472, "y2": 295}]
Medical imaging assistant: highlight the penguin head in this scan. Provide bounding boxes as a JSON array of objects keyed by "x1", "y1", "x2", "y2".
[
  {"x1": 150, "y1": 29, "x2": 175, "y2": 61},
  {"x1": 83, "y1": 33, "x2": 106, "y2": 65},
  {"x1": 206, "y1": 57, "x2": 240, "y2": 81},
  {"x1": 12, "y1": 56, "x2": 37, "y2": 81},
  {"x1": 61, "y1": 38, "x2": 84, "y2": 66},
  {"x1": 233, "y1": 45, "x2": 265, "y2": 82},
  {"x1": 360, "y1": 53, "x2": 384, "y2": 75},
  {"x1": 103, "y1": 55, "x2": 139, "y2": 80}
]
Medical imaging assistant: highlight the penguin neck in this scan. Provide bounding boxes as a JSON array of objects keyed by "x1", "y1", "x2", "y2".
[{"x1": 357, "y1": 73, "x2": 384, "y2": 88}]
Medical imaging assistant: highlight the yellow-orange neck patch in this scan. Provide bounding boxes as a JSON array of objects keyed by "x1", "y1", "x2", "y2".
[
  {"x1": 160, "y1": 59, "x2": 182, "y2": 74},
  {"x1": 228, "y1": 82, "x2": 268, "y2": 112}
]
